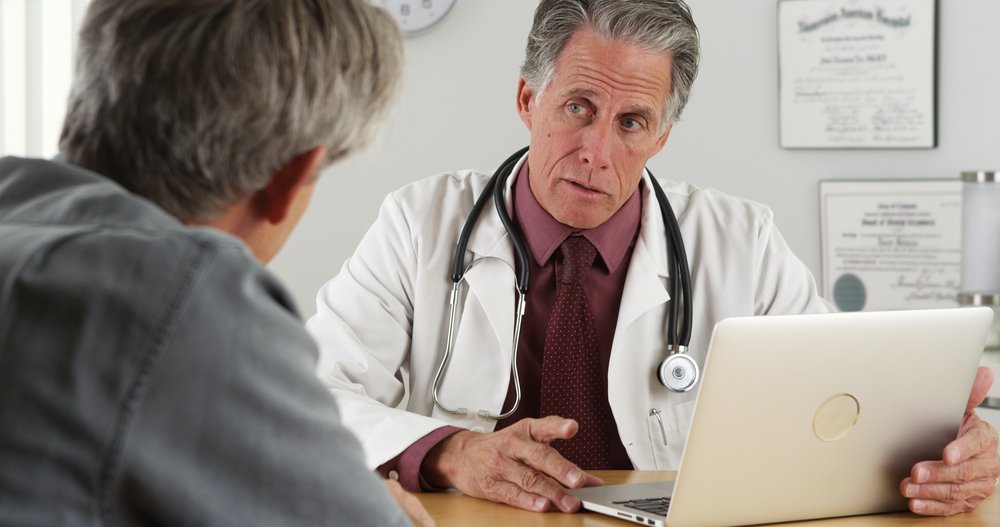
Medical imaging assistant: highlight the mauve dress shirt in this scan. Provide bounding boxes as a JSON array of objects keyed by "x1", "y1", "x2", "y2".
[{"x1": 378, "y1": 163, "x2": 642, "y2": 490}]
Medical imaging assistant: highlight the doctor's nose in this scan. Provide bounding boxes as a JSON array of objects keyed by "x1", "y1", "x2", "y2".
[{"x1": 577, "y1": 125, "x2": 611, "y2": 171}]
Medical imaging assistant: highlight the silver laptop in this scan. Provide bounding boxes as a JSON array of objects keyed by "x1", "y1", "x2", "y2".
[{"x1": 571, "y1": 307, "x2": 993, "y2": 527}]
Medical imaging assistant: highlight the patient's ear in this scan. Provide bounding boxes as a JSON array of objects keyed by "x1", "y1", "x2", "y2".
[{"x1": 256, "y1": 146, "x2": 326, "y2": 224}]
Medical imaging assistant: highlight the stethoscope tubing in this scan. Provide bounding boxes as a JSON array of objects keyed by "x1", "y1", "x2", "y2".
[
  {"x1": 436, "y1": 146, "x2": 529, "y2": 419},
  {"x1": 451, "y1": 146, "x2": 530, "y2": 292},
  {"x1": 648, "y1": 176, "x2": 693, "y2": 348}
]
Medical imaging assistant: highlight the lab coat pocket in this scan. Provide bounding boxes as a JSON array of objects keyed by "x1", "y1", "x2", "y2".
[{"x1": 645, "y1": 400, "x2": 696, "y2": 470}]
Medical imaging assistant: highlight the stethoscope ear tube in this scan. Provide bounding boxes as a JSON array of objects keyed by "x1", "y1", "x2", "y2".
[
  {"x1": 436, "y1": 146, "x2": 529, "y2": 420},
  {"x1": 431, "y1": 282, "x2": 469, "y2": 416}
]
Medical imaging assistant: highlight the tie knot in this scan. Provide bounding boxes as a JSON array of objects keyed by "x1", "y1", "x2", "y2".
[{"x1": 558, "y1": 236, "x2": 596, "y2": 284}]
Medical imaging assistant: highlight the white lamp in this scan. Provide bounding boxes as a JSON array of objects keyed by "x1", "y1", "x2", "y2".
[{"x1": 959, "y1": 170, "x2": 1000, "y2": 351}]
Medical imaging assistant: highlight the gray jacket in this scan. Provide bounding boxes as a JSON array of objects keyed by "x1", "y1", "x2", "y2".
[{"x1": 0, "y1": 157, "x2": 409, "y2": 526}]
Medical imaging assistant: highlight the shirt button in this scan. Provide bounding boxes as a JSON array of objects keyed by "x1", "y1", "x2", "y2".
[{"x1": 388, "y1": 470, "x2": 400, "y2": 481}]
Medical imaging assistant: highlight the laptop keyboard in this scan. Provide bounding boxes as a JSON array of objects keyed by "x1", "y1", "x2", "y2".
[{"x1": 613, "y1": 497, "x2": 671, "y2": 517}]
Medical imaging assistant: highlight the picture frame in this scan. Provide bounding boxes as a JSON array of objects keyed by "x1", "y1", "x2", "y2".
[
  {"x1": 819, "y1": 179, "x2": 961, "y2": 312},
  {"x1": 778, "y1": 0, "x2": 938, "y2": 149}
]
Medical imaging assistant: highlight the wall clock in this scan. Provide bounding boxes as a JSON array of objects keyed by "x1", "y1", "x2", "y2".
[{"x1": 373, "y1": 0, "x2": 458, "y2": 36}]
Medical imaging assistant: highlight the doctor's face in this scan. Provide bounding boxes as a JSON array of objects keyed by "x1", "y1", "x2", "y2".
[{"x1": 517, "y1": 28, "x2": 673, "y2": 230}]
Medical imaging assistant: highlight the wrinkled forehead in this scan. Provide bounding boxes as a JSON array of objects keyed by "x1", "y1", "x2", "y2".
[{"x1": 549, "y1": 29, "x2": 673, "y2": 116}]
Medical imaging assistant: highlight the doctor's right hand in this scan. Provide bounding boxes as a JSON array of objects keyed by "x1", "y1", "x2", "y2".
[{"x1": 420, "y1": 416, "x2": 604, "y2": 513}]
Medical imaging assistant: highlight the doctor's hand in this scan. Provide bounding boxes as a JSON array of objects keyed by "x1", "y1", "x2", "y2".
[
  {"x1": 383, "y1": 479, "x2": 436, "y2": 527},
  {"x1": 900, "y1": 366, "x2": 1000, "y2": 516},
  {"x1": 421, "y1": 416, "x2": 603, "y2": 513}
]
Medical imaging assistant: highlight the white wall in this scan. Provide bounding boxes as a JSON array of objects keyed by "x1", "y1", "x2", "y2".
[
  {"x1": 0, "y1": 0, "x2": 90, "y2": 158},
  {"x1": 269, "y1": 0, "x2": 1000, "y2": 318}
]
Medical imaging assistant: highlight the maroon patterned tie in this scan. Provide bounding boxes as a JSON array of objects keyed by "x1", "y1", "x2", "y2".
[{"x1": 539, "y1": 235, "x2": 612, "y2": 469}]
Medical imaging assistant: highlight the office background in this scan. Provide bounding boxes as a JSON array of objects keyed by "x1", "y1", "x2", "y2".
[
  {"x1": 1, "y1": 1, "x2": 998, "y2": 317},
  {"x1": 271, "y1": 0, "x2": 1000, "y2": 315}
]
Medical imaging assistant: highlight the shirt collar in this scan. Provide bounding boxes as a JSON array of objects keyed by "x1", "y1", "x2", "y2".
[{"x1": 512, "y1": 161, "x2": 641, "y2": 273}]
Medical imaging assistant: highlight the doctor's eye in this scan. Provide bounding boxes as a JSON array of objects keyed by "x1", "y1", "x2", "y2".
[
  {"x1": 566, "y1": 102, "x2": 591, "y2": 118},
  {"x1": 620, "y1": 117, "x2": 644, "y2": 131}
]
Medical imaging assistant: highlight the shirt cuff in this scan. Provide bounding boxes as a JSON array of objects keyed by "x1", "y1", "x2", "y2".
[{"x1": 376, "y1": 425, "x2": 464, "y2": 492}]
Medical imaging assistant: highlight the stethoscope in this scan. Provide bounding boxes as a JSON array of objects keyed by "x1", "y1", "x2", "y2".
[{"x1": 431, "y1": 146, "x2": 696, "y2": 421}]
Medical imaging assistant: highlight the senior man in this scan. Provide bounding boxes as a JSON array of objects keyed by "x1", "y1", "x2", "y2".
[
  {"x1": 308, "y1": 0, "x2": 1000, "y2": 517},
  {"x1": 0, "y1": 1, "x2": 434, "y2": 525}
]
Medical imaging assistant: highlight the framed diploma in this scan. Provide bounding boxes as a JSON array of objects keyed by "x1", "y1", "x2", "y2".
[
  {"x1": 778, "y1": 0, "x2": 938, "y2": 149},
  {"x1": 820, "y1": 180, "x2": 961, "y2": 311}
]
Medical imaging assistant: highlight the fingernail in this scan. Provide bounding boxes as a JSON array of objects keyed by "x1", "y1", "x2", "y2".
[
  {"x1": 903, "y1": 484, "x2": 918, "y2": 498},
  {"x1": 533, "y1": 497, "x2": 548, "y2": 511},
  {"x1": 560, "y1": 495, "x2": 578, "y2": 512},
  {"x1": 567, "y1": 469, "x2": 583, "y2": 485},
  {"x1": 911, "y1": 499, "x2": 926, "y2": 513},
  {"x1": 916, "y1": 467, "x2": 930, "y2": 483}
]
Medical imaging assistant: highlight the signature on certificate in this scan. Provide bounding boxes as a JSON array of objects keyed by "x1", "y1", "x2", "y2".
[{"x1": 896, "y1": 271, "x2": 958, "y2": 302}]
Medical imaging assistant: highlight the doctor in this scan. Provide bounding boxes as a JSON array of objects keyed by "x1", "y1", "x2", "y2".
[{"x1": 308, "y1": 0, "x2": 1000, "y2": 517}]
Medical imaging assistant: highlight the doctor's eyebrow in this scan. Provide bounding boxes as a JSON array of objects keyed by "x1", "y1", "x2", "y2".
[{"x1": 564, "y1": 87, "x2": 601, "y2": 103}]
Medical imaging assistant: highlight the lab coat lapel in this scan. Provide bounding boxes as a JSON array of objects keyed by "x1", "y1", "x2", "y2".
[
  {"x1": 463, "y1": 217, "x2": 516, "y2": 360},
  {"x1": 615, "y1": 174, "x2": 672, "y2": 331},
  {"x1": 607, "y1": 174, "x2": 673, "y2": 459}
]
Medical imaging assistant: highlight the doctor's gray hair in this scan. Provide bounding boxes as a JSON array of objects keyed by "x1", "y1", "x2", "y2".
[
  {"x1": 59, "y1": 0, "x2": 403, "y2": 222},
  {"x1": 521, "y1": 0, "x2": 700, "y2": 126}
]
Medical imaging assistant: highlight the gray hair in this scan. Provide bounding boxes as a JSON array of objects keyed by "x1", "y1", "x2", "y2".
[
  {"x1": 521, "y1": 0, "x2": 700, "y2": 127},
  {"x1": 59, "y1": 0, "x2": 403, "y2": 221}
]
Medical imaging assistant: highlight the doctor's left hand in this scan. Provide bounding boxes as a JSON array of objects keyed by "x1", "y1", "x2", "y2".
[
  {"x1": 421, "y1": 416, "x2": 603, "y2": 513},
  {"x1": 900, "y1": 366, "x2": 1000, "y2": 516}
]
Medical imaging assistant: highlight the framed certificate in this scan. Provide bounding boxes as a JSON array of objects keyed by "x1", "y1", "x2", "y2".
[
  {"x1": 819, "y1": 180, "x2": 961, "y2": 311},
  {"x1": 779, "y1": 0, "x2": 938, "y2": 149}
]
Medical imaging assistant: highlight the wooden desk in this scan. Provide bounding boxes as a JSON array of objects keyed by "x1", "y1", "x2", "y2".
[{"x1": 417, "y1": 470, "x2": 999, "y2": 526}]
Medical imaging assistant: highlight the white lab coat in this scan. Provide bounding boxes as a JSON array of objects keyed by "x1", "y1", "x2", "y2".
[{"x1": 307, "y1": 153, "x2": 832, "y2": 471}]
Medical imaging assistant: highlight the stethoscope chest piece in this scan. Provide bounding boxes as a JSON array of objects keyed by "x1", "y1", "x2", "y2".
[{"x1": 658, "y1": 349, "x2": 699, "y2": 393}]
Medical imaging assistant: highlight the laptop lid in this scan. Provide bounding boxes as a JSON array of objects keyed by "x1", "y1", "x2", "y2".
[{"x1": 574, "y1": 307, "x2": 993, "y2": 527}]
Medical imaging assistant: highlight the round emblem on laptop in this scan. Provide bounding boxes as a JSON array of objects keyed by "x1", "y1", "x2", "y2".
[{"x1": 813, "y1": 393, "x2": 861, "y2": 441}]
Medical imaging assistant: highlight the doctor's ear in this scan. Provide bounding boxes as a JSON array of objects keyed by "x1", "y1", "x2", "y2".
[
  {"x1": 255, "y1": 146, "x2": 325, "y2": 224},
  {"x1": 516, "y1": 77, "x2": 535, "y2": 131},
  {"x1": 653, "y1": 123, "x2": 673, "y2": 153}
]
